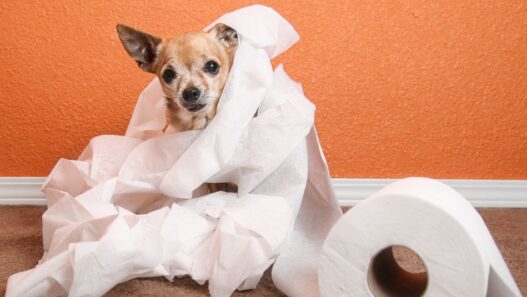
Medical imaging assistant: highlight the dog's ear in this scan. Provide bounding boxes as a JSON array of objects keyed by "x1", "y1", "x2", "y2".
[
  {"x1": 116, "y1": 24, "x2": 162, "y2": 73},
  {"x1": 208, "y1": 23, "x2": 238, "y2": 49}
]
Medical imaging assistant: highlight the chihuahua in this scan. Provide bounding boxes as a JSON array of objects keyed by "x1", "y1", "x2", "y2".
[
  {"x1": 116, "y1": 23, "x2": 238, "y2": 132},
  {"x1": 117, "y1": 23, "x2": 238, "y2": 193}
]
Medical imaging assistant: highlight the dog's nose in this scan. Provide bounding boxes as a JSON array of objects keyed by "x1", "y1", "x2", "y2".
[{"x1": 182, "y1": 87, "x2": 201, "y2": 102}]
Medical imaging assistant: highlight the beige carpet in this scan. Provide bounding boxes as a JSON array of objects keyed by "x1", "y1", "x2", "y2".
[{"x1": 1, "y1": 206, "x2": 525, "y2": 296}]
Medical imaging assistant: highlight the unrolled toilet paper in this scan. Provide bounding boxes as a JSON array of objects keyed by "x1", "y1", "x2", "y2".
[
  {"x1": 319, "y1": 177, "x2": 522, "y2": 297},
  {"x1": 6, "y1": 5, "x2": 343, "y2": 297}
]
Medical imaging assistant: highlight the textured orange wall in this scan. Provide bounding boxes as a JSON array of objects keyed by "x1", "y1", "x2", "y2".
[{"x1": 1, "y1": 1, "x2": 526, "y2": 178}]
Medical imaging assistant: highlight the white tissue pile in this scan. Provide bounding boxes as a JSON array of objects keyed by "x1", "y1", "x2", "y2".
[{"x1": 6, "y1": 5, "x2": 342, "y2": 297}]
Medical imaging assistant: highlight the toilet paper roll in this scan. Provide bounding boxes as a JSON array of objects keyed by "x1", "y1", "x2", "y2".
[{"x1": 319, "y1": 177, "x2": 522, "y2": 297}]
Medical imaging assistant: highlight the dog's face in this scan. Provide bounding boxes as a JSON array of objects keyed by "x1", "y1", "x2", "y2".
[{"x1": 117, "y1": 23, "x2": 237, "y2": 131}]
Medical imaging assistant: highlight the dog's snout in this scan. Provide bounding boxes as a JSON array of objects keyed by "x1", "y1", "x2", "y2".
[{"x1": 182, "y1": 87, "x2": 201, "y2": 102}]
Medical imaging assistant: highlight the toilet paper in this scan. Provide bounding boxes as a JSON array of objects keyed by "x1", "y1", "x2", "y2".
[
  {"x1": 319, "y1": 177, "x2": 522, "y2": 297},
  {"x1": 6, "y1": 5, "x2": 342, "y2": 297}
]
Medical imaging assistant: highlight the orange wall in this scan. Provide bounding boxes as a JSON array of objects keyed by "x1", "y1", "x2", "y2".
[{"x1": 1, "y1": 1, "x2": 526, "y2": 179}]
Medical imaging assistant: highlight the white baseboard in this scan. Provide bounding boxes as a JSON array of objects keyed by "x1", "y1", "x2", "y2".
[
  {"x1": 0, "y1": 177, "x2": 45, "y2": 205},
  {"x1": 334, "y1": 178, "x2": 527, "y2": 208},
  {"x1": 0, "y1": 177, "x2": 526, "y2": 208}
]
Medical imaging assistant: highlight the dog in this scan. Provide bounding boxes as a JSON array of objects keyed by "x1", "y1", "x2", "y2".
[
  {"x1": 116, "y1": 23, "x2": 238, "y2": 132},
  {"x1": 117, "y1": 23, "x2": 238, "y2": 193}
]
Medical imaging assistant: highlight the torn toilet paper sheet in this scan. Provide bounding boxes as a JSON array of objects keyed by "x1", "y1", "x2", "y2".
[{"x1": 6, "y1": 5, "x2": 342, "y2": 297}]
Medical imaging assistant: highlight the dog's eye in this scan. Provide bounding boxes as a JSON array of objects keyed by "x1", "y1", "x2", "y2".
[
  {"x1": 204, "y1": 60, "x2": 219, "y2": 75},
  {"x1": 162, "y1": 69, "x2": 176, "y2": 84}
]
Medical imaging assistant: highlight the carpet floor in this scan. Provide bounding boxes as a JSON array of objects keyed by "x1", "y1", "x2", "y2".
[{"x1": 1, "y1": 206, "x2": 525, "y2": 296}]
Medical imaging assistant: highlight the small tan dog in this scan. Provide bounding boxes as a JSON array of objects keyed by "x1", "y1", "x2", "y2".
[
  {"x1": 117, "y1": 23, "x2": 238, "y2": 193},
  {"x1": 116, "y1": 23, "x2": 238, "y2": 132}
]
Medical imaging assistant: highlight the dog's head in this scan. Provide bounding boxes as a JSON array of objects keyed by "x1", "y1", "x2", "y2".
[{"x1": 117, "y1": 23, "x2": 237, "y2": 130}]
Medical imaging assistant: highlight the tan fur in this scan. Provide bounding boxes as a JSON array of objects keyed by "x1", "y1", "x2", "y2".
[
  {"x1": 156, "y1": 32, "x2": 234, "y2": 131},
  {"x1": 117, "y1": 23, "x2": 237, "y2": 132},
  {"x1": 117, "y1": 23, "x2": 238, "y2": 193}
]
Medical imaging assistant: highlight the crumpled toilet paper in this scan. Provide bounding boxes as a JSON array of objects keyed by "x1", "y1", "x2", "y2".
[{"x1": 6, "y1": 5, "x2": 342, "y2": 297}]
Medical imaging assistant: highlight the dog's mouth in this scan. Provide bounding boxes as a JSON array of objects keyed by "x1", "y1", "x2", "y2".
[{"x1": 183, "y1": 103, "x2": 206, "y2": 112}]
